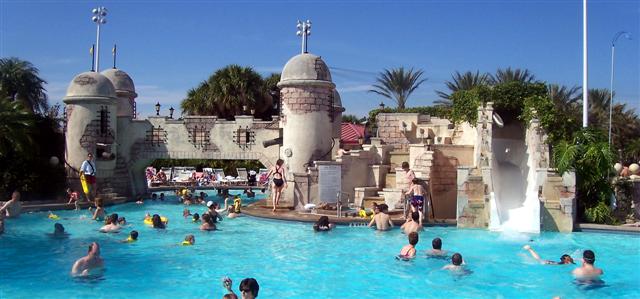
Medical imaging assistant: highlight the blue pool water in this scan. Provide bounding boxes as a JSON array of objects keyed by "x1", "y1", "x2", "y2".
[{"x1": 1, "y1": 192, "x2": 639, "y2": 298}]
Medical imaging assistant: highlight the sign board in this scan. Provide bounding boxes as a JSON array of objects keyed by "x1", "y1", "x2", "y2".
[{"x1": 318, "y1": 164, "x2": 341, "y2": 203}]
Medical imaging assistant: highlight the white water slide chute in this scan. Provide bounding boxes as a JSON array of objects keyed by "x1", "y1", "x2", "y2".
[{"x1": 488, "y1": 119, "x2": 540, "y2": 233}]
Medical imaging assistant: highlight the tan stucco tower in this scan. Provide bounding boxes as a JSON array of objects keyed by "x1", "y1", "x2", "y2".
[
  {"x1": 63, "y1": 71, "x2": 118, "y2": 180},
  {"x1": 101, "y1": 68, "x2": 137, "y2": 118},
  {"x1": 278, "y1": 53, "x2": 337, "y2": 174}
]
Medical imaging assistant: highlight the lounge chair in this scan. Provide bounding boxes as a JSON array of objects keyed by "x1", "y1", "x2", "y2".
[
  {"x1": 234, "y1": 168, "x2": 249, "y2": 185},
  {"x1": 213, "y1": 168, "x2": 230, "y2": 185}
]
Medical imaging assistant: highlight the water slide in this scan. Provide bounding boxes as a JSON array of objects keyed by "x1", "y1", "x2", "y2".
[{"x1": 488, "y1": 123, "x2": 540, "y2": 233}]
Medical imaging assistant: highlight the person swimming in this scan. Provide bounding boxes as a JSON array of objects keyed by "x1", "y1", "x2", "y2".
[
  {"x1": 442, "y1": 253, "x2": 469, "y2": 274},
  {"x1": 427, "y1": 237, "x2": 448, "y2": 257},
  {"x1": 183, "y1": 208, "x2": 192, "y2": 218},
  {"x1": 151, "y1": 214, "x2": 166, "y2": 229},
  {"x1": 397, "y1": 232, "x2": 418, "y2": 260},
  {"x1": 522, "y1": 245, "x2": 574, "y2": 265},
  {"x1": 100, "y1": 213, "x2": 121, "y2": 233},
  {"x1": 313, "y1": 216, "x2": 334, "y2": 232},
  {"x1": 121, "y1": 230, "x2": 138, "y2": 243},
  {"x1": 182, "y1": 234, "x2": 195, "y2": 246},
  {"x1": 49, "y1": 223, "x2": 69, "y2": 238},
  {"x1": 400, "y1": 211, "x2": 423, "y2": 234},
  {"x1": 200, "y1": 213, "x2": 216, "y2": 231},
  {"x1": 91, "y1": 198, "x2": 106, "y2": 221},
  {"x1": 192, "y1": 213, "x2": 201, "y2": 222}
]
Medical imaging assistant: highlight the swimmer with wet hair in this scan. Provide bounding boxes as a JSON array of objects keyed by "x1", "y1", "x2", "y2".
[
  {"x1": 192, "y1": 213, "x2": 200, "y2": 222},
  {"x1": 442, "y1": 253, "x2": 466, "y2": 272},
  {"x1": 183, "y1": 208, "x2": 192, "y2": 218},
  {"x1": 572, "y1": 250, "x2": 603, "y2": 281},
  {"x1": 49, "y1": 223, "x2": 69, "y2": 238},
  {"x1": 122, "y1": 230, "x2": 138, "y2": 243},
  {"x1": 427, "y1": 237, "x2": 448, "y2": 257},
  {"x1": 100, "y1": 213, "x2": 121, "y2": 233},
  {"x1": 182, "y1": 234, "x2": 195, "y2": 246},
  {"x1": 522, "y1": 245, "x2": 574, "y2": 265},
  {"x1": 152, "y1": 214, "x2": 166, "y2": 229},
  {"x1": 239, "y1": 278, "x2": 260, "y2": 299},
  {"x1": 397, "y1": 232, "x2": 418, "y2": 259},
  {"x1": 71, "y1": 242, "x2": 104, "y2": 277}
]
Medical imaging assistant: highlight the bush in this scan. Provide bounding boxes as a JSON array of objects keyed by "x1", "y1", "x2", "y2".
[{"x1": 584, "y1": 201, "x2": 616, "y2": 224}]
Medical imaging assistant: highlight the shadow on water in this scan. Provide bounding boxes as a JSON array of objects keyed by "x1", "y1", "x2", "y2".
[{"x1": 573, "y1": 279, "x2": 608, "y2": 291}]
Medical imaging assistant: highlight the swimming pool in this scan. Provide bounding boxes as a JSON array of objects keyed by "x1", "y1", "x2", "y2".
[{"x1": 1, "y1": 192, "x2": 639, "y2": 298}]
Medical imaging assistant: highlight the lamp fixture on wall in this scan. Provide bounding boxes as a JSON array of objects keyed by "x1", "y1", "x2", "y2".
[
  {"x1": 169, "y1": 106, "x2": 175, "y2": 119},
  {"x1": 155, "y1": 102, "x2": 161, "y2": 116}
]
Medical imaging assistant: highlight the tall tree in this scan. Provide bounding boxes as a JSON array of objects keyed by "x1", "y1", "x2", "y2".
[
  {"x1": 0, "y1": 57, "x2": 48, "y2": 114},
  {"x1": 435, "y1": 71, "x2": 489, "y2": 107},
  {"x1": 369, "y1": 67, "x2": 427, "y2": 109},
  {"x1": 489, "y1": 67, "x2": 536, "y2": 84},
  {"x1": 0, "y1": 98, "x2": 34, "y2": 157}
]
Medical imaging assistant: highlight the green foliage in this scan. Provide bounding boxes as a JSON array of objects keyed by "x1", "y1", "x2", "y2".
[
  {"x1": 342, "y1": 114, "x2": 367, "y2": 124},
  {"x1": 435, "y1": 70, "x2": 490, "y2": 107},
  {"x1": 553, "y1": 128, "x2": 615, "y2": 219},
  {"x1": 0, "y1": 98, "x2": 34, "y2": 157},
  {"x1": 150, "y1": 159, "x2": 265, "y2": 177},
  {"x1": 0, "y1": 57, "x2": 49, "y2": 114},
  {"x1": 369, "y1": 67, "x2": 427, "y2": 109},
  {"x1": 584, "y1": 201, "x2": 616, "y2": 224},
  {"x1": 181, "y1": 65, "x2": 278, "y2": 120},
  {"x1": 449, "y1": 86, "x2": 487, "y2": 125}
]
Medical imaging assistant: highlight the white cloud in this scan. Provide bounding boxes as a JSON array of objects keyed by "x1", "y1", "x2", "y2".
[{"x1": 338, "y1": 84, "x2": 372, "y2": 93}]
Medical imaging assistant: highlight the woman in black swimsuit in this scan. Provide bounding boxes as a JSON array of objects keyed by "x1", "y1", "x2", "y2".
[{"x1": 268, "y1": 159, "x2": 287, "y2": 212}]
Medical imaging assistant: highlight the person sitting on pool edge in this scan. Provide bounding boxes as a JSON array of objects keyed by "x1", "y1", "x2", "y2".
[
  {"x1": 200, "y1": 213, "x2": 216, "y2": 231},
  {"x1": 182, "y1": 234, "x2": 195, "y2": 246},
  {"x1": 100, "y1": 213, "x2": 121, "y2": 233},
  {"x1": 398, "y1": 232, "x2": 419, "y2": 259},
  {"x1": 427, "y1": 237, "x2": 448, "y2": 257},
  {"x1": 368, "y1": 203, "x2": 393, "y2": 231},
  {"x1": 572, "y1": 250, "x2": 603, "y2": 281},
  {"x1": 522, "y1": 245, "x2": 574, "y2": 265},
  {"x1": 401, "y1": 211, "x2": 423, "y2": 234},
  {"x1": 121, "y1": 230, "x2": 138, "y2": 243},
  {"x1": 71, "y1": 242, "x2": 104, "y2": 277},
  {"x1": 313, "y1": 216, "x2": 335, "y2": 232}
]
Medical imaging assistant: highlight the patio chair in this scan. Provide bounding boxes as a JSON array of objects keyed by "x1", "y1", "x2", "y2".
[
  {"x1": 234, "y1": 168, "x2": 249, "y2": 185},
  {"x1": 213, "y1": 168, "x2": 230, "y2": 185}
]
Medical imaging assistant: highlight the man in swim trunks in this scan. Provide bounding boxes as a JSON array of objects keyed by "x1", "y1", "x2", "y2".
[
  {"x1": 405, "y1": 178, "x2": 426, "y2": 215},
  {"x1": 1, "y1": 190, "x2": 22, "y2": 218},
  {"x1": 71, "y1": 242, "x2": 104, "y2": 276},
  {"x1": 572, "y1": 250, "x2": 603, "y2": 280},
  {"x1": 80, "y1": 153, "x2": 97, "y2": 201},
  {"x1": 522, "y1": 245, "x2": 574, "y2": 265}
]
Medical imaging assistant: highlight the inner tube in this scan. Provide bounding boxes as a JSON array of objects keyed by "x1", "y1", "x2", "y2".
[
  {"x1": 493, "y1": 113, "x2": 504, "y2": 128},
  {"x1": 144, "y1": 216, "x2": 169, "y2": 226}
]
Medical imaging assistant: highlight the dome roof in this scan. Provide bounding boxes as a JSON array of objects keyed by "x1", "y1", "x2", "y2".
[
  {"x1": 280, "y1": 53, "x2": 332, "y2": 84},
  {"x1": 64, "y1": 71, "x2": 116, "y2": 101},
  {"x1": 101, "y1": 68, "x2": 136, "y2": 95}
]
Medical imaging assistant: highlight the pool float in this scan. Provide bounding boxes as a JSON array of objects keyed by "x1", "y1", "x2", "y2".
[
  {"x1": 48, "y1": 213, "x2": 60, "y2": 220},
  {"x1": 233, "y1": 198, "x2": 242, "y2": 213},
  {"x1": 125, "y1": 236, "x2": 136, "y2": 243},
  {"x1": 80, "y1": 173, "x2": 90, "y2": 196},
  {"x1": 144, "y1": 216, "x2": 168, "y2": 226},
  {"x1": 181, "y1": 241, "x2": 193, "y2": 246}
]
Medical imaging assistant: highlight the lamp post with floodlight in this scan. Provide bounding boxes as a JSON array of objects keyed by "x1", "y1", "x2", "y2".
[
  {"x1": 91, "y1": 6, "x2": 107, "y2": 72},
  {"x1": 296, "y1": 20, "x2": 311, "y2": 54},
  {"x1": 608, "y1": 31, "x2": 632, "y2": 146}
]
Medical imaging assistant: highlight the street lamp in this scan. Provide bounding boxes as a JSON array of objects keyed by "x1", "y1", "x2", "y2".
[
  {"x1": 91, "y1": 6, "x2": 107, "y2": 72},
  {"x1": 296, "y1": 20, "x2": 312, "y2": 54},
  {"x1": 379, "y1": 102, "x2": 385, "y2": 110},
  {"x1": 155, "y1": 102, "x2": 161, "y2": 116},
  {"x1": 169, "y1": 107, "x2": 175, "y2": 119},
  {"x1": 609, "y1": 31, "x2": 632, "y2": 146}
]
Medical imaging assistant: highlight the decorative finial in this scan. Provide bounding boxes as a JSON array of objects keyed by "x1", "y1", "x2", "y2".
[
  {"x1": 112, "y1": 44, "x2": 117, "y2": 69},
  {"x1": 296, "y1": 20, "x2": 312, "y2": 54}
]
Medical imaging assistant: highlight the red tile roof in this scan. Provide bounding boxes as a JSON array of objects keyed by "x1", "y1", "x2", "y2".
[{"x1": 341, "y1": 123, "x2": 366, "y2": 144}]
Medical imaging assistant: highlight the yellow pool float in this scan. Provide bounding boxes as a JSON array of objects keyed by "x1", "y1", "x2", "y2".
[
  {"x1": 144, "y1": 216, "x2": 168, "y2": 226},
  {"x1": 48, "y1": 213, "x2": 60, "y2": 220}
]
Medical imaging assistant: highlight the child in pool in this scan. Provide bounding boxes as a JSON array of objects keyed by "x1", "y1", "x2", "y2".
[
  {"x1": 121, "y1": 230, "x2": 138, "y2": 243},
  {"x1": 182, "y1": 234, "x2": 195, "y2": 246},
  {"x1": 397, "y1": 232, "x2": 418, "y2": 259}
]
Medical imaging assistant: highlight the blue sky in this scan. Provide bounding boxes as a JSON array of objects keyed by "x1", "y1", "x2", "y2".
[{"x1": 1, "y1": 0, "x2": 638, "y2": 118}]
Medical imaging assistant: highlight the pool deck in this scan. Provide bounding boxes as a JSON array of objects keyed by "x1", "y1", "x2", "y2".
[{"x1": 242, "y1": 199, "x2": 456, "y2": 226}]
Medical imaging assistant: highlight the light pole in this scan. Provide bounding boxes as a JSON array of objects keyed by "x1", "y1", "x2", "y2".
[
  {"x1": 296, "y1": 20, "x2": 311, "y2": 54},
  {"x1": 608, "y1": 31, "x2": 632, "y2": 146},
  {"x1": 91, "y1": 6, "x2": 108, "y2": 72},
  {"x1": 582, "y1": 0, "x2": 588, "y2": 128}
]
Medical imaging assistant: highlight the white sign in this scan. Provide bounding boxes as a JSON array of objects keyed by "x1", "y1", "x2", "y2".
[{"x1": 318, "y1": 164, "x2": 341, "y2": 203}]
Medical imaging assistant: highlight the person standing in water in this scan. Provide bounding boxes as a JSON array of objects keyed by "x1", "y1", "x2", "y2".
[
  {"x1": 266, "y1": 159, "x2": 287, "y2": 212},
  {"x1": 572, "y1": 250, "x2": 603, "y2": 281},
  {"x1": 1, "y1": 190, "x2": 22, "y2": 218},
  {"x1": 71, "y1": 242, "x2": 104, "y2": 276}
]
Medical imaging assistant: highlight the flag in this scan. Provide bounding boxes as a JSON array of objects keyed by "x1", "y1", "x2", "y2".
[
  {"x1": 89, "y1": 45, "x2": 94, "y2": 55},
  {"x1": 112, "y1": 44, "x2": 116, "y2": 54}
]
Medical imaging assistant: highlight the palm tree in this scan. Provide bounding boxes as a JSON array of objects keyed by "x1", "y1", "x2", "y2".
[
  {"x1": 369, "y1": 67, "x2": 427, "y2": 109},
  {"x1": 0, "y1": 98, "x2": 34, "y2": 157},
  {"x1": 208, "y1": 65, "x2": 263, "y2": 118},
  {"x1": 489, "y1": 67, "x2": 536, "y2": 84},
  {"x1": 0, "y1": 57, "x2": 48, "y2": 114},
  {"x1": 435, "y1": 71, "x2": 489, "y2": 107},
  {"x1": 181, "y1": 81, "x2": 213, "y2": 116}
]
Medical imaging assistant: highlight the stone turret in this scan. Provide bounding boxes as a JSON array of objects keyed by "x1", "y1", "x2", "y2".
[
  {"x1": 101, "y1": 68, "x2": 137, "y2": 118},
  {"x1": 278, "y1": 53, "x2": 336, "y2": 174},
  {"x1": 63, "y1": 71, "x2": 118, "y2": 177}
]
